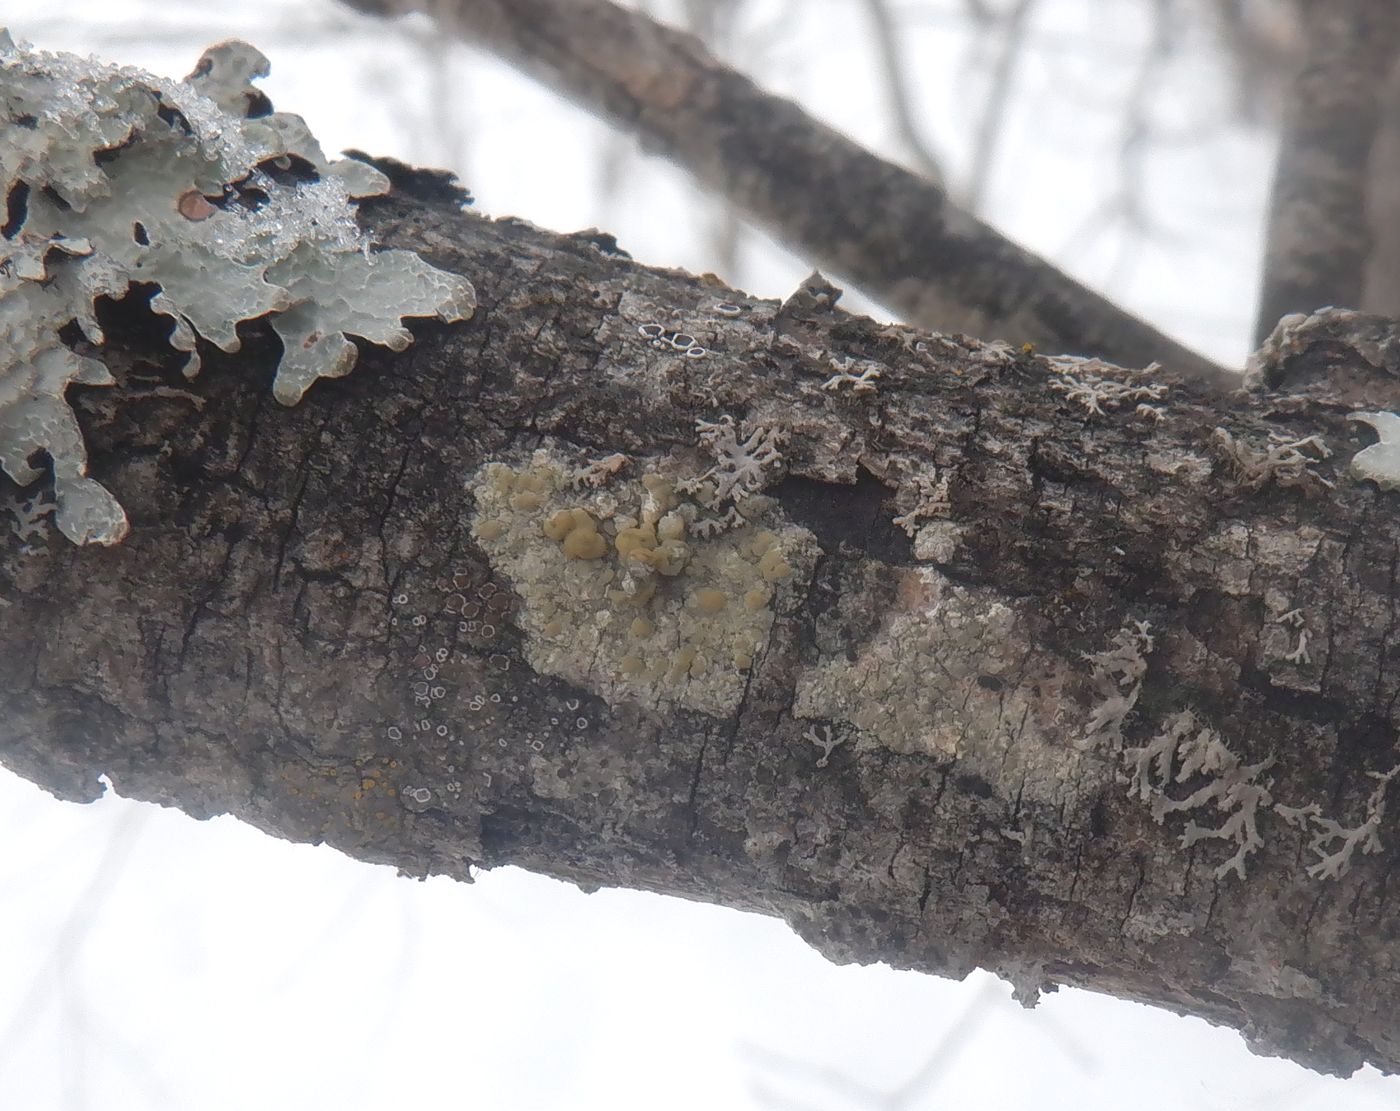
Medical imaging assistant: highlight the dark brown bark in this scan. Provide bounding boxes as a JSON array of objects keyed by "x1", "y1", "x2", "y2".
[
  {"x1": 1254, "y1": 0, "x2": 1400, "y2": 342},
  {"x1": 342, "y1": 0, "x2": 1230, "y2": 386},
  {"x1": 4, "y1": 160, "x2": 1400, "y2": 1077}
]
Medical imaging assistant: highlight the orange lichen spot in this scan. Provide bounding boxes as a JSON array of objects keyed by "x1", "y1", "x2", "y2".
[
  {"x1": 642, "y1": 473, "x2": 677, "y2": 507},
  {"x1": 510, "y1": 491, "x2": 545, "y2": 512},
  {"x1": 758, "y1": 547, "x2": 791, "y2": 582},
  {"x1": 632, "y1": 539, "x2": 689, "y2": 575},
  {"x1": 619, "y1": 654, "x2": 646, "y2": 677},
  {"x1": 542, "y1": 510, "x2": 577, "y2": 540},
  {"x1": 668, "y1": 645, "x2": 698, "y2": 682},
  {"x1": 474, "y1": 518, "x2": 505, "y2": 541},
  {"x1": 615, "y1": 524, "x2": 657, "y2": 559},
  {"x1": 743, "y1": 588, "x2": 770, "y2": 612},
  {"x1": 563, "y1": 527, "x2": 607, "y2": 560},
  {"x1": 361, "y1": 778, "x2": 377, "y2": 791},
  {"x1": 733, "y1": 652, "x2": 753, "y2": 670},
  {"x1": 692, "y1": 587, "x2": 727, "y2": 614},
  {"x1": 544, "y1": 618, "x2": 565, "y2": 636},
  {"x1": 629, "y1": 616, "x2": 654, "y2": 639},
  {"x1": 747, "y1": 530, "x2": 779, "y2": 558}
]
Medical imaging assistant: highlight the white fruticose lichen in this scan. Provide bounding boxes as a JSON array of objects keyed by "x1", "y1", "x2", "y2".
[
  {"x1": 1123, "y1": 709, "x2": 1274, "y2": 881},
  {"x1": 1081, "y1": 620, "x2": 1154, "y2": 749},
  {"x1": 820, "y1": 359, "x2": 882, "y2": 394},
  {"x1": 1349, "y1": 411, "x2": 1400, "y2": 491},
  {"x1": 684, "y1": 415, "x2": 785, "y2": 504},
  {"x1": 804, "y1": 724, "x2": 845, "y2": 767},
  {"x1": 1212, "y1": 427, "x2": 1333, "y2": 492},
  {"x1": 1282, "y1": 765, "x2": 1400, "y2": 881},
  {"x1": 468, "y1": 444, "x2": 814, "y2": 718},
  {"x1": 0, "y1": 33, "x2": 475, "y2": 544},
  {"x1": 1044, "y1": 355, "x2": 1167, "y2": 418},
  {"x1": 891, "y1": 471, "x2": 951, "y2": 537}
]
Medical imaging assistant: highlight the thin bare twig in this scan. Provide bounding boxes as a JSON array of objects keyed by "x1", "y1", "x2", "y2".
[
  {"x1": 858, "y1": 0, "x2": 947, "y2": 185},
  {"x1": 965, "y1": 0, "x2": 1036, "y2": 214},
  {"x1": 340, "y1": 0, "x2": 1232, "y2": 385}
]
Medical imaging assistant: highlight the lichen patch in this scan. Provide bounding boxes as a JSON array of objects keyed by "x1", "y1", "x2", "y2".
[
  {"x1": 794, "y1": 566, "x2": 1101, "y2": 809},
  {"x1": 468, "y1": 448, "x2": 816, "y2": 717}
]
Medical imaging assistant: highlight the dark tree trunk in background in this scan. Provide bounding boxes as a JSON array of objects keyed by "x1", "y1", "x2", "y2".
[{"x1": 4, "y1": 161, "x2": 1400, "y2": 1077}]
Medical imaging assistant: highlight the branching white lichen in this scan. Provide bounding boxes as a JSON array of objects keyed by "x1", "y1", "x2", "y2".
[
  {"x1": 1081, "y1": 620, "x2": 1154, "y2": 749},
  {"x1": 8, "y1": 491, "x2": 53, "y2": 550},
  {"x1": 1045, "y1": 356, "x2": 1167, "y2": 418},
  {"x1": 1298, "y1": 765, "x2": 1400, "y2": 880},
  {"x1": 804, "y1": 724, "x2": 846, "y2": 768},
  {"x1": 1123, "y1": 709, "x2": 1275, "y2": 881},
  {"x1": 572, "y1": 452, "x2": 629, "y2": 488},
  {"x1": 1276, "y1": 607, "x2": 1311, "y2": 665},
  {"x1": 892, "y1": 471, "x2": 951, "y2": 537},
  {"x1": 680, "y1": 414, "x2": 789, "y2": 509},
  {"x1": 821, "y1": 360, "x2": 882, "y2": 394},
  {"x1": 0, "y1": 34, "x2": 475, "y2": 544},
  {"x1": 1213, "y1": 428, "x2": 1334, "y2": 492}
]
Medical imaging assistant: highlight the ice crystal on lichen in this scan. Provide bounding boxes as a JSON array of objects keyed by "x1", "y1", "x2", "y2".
[{"x1": 0, "y1": 32, "x2": 475, "y2": 544}]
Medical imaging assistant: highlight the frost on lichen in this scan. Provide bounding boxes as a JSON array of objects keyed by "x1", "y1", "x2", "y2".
[
  {"x1": 0, "y1": 32, "x2": 475, "y2": 544},
  {"x1": 467, "y1": 441, "x2": 815, "y2": 718}
]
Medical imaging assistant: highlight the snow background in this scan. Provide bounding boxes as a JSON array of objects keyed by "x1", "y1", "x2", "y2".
[{"x1": 2, "y1": 0, "x2": 1398, "y2": 1107}]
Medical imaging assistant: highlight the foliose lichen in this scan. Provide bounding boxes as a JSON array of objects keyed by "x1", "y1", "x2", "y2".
[{"x1": 0, "y1": 32, "x2": 475, "y2": 544}]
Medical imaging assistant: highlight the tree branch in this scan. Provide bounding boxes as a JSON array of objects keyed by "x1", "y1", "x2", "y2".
[
  {"x1": 1253, "y1": 0, "x2": 1400, "y2": 342},
  {"x1": 343, "y1": 0, "x2": 1232, "y2": 385},
  {"x1": 5, "y1": 159, "x2": 1400, "y2": 1076}
]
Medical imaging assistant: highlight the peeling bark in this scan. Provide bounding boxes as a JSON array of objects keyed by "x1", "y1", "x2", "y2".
[{"x1": 4, "y1": 160, "x2": 1400, "y2": 1077}]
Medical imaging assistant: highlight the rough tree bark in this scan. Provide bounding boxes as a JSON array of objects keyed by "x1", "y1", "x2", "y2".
[{"x1": 4, "y1": 160, "x2": 1400, "y2": 1079}]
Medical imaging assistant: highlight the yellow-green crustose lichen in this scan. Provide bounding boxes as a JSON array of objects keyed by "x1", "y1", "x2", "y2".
[{"x1": 468, "y1": 449, "x2": 815, "y2": 717}]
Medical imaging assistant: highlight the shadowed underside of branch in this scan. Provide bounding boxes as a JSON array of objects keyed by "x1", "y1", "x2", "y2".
[
  {"x1": 342, "y1": 0, "x2": 1231, "y2": 386},
  {"x1": 3, "y1": 162, "x2": 1400, "y2": 1077}
]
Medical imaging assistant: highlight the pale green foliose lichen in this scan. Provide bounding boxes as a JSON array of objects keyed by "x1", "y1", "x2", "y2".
[
  {"x1": 468, "y1": 449, "x2": 815, "y2": 718},
  {"x1": 1349, "y1": 411, "x2": 1400, "y2": 491},
  {"x1": 0, "y1": 32, "x2": 475, "y2": 544}
]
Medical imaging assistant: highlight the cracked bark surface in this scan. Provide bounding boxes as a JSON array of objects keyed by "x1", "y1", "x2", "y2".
[{"x1": 3, "y1": 160, "x2": 1400, "y2": 1077}]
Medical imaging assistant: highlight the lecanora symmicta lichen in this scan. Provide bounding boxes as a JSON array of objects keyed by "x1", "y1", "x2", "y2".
[
  {"x1": 0, "y1": 32, "x2": 475, "y2": 545},
  {"x1": 467, "y1": 446, "x2": 816, "y2": 718}
]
